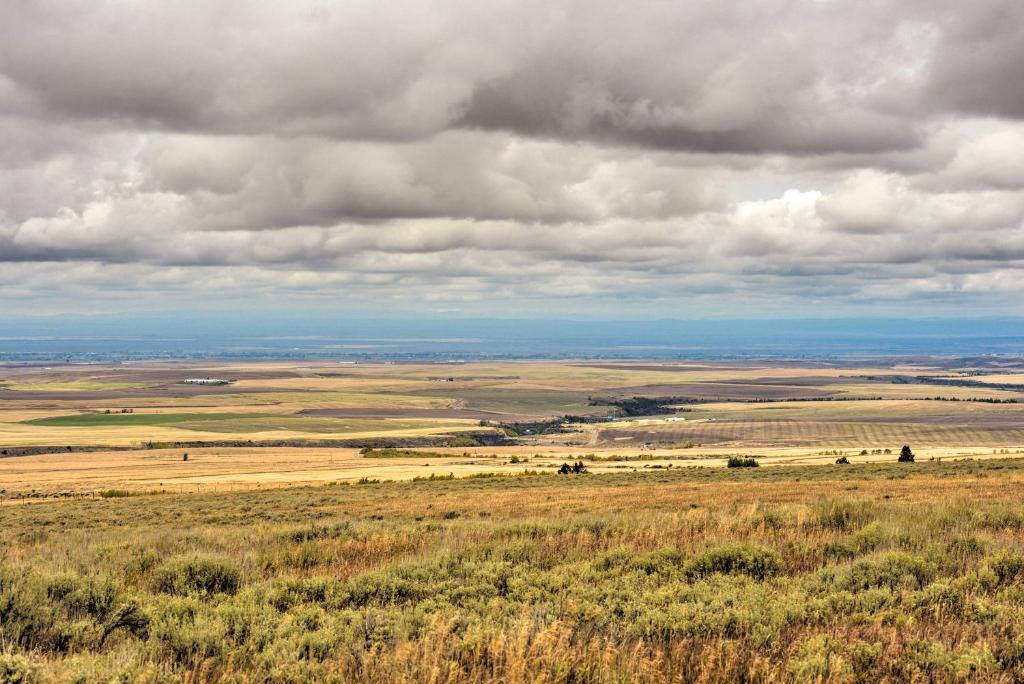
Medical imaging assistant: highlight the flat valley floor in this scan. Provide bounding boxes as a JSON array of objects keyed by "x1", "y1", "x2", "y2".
[
  {"x1": 4, "y1": 358, "x2": 1024, "y2": 681},
  {"x1": 4, "y1": 358, "x2": 1024, "y2": 496}
]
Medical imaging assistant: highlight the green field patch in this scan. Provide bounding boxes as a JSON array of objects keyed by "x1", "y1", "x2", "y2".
[{"x1": 24, "y1": 412, "x2": 270, "y2": 428}]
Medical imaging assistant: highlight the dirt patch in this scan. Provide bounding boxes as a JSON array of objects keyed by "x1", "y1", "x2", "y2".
[
  {"x1": 598, "y1": 419, "x2": 1024, "y2": 448},
  {"x1": 574, "y1": 360, "x2": 851, "y2": 371},
  {"x1": 299, "y1": 407, "x2": 520, "y2": 421},
  {"x1": 739, "y1": 376, "x2": 867, "y2": 387},
  {"x1": 846, "y1": 413, "x2": 1024, "y2": 428},
  {"x1": 608, "y1": 383, "x2": 838, "y2": 400},
  {"x1": 0, "y1": 445, "x2": 136, "y2": 458},
  {"x1": 0, "y1": 384, "x2": 287, "y2": 402},
  {"x1": 573, "y1": 363, "x2": 716, "y2": 372},
  {"x1": 0, "y1": 431, "x2": 512, "y2": 457}
]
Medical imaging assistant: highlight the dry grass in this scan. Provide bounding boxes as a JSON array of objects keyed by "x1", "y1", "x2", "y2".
[
  {"x1": 10, "y1": 362, "x2": 1024, "y2": 679},
  {"x1": 7, "y1": 443, "x2": 1024, "y2": 499},
  {"x1": 5, "y1": 461, "x2": 1024, "y2": 681}
]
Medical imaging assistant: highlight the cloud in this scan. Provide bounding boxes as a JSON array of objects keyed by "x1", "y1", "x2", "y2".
[
  {"x1": 817, "y1": 171, "x2": 907, "y2": 234},
  {"x1": 937, "y1": 128, "x2": 1024, "y2": 191},
  {"x1": 4, "y1": 1, "x2": 1019, "y2": 147},
  {"x1": 924, "y1": 1, "x2": 1024, "y2": 119},
  {"x1": 1, "y1": 0, "x2": 1023, "y2": 316}
]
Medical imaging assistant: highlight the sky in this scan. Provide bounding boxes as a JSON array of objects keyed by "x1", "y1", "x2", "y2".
[{"x1": 1, "y1": 1, "x2": 1024, "y2": 319}]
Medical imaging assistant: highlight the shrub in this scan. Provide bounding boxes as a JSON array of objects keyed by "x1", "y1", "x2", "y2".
[
  {"x1": 727, "y1": 457, "x2": 759, "y2": 468},
  {"x1": 822, "y1": 540, "x2": 856, "y2": 561},
  {"x1": 279, "y1": 521, "x2": 353, "y2": 543},
  {"x1": 465, "y1": 472, "x2": 512, "y2": 479},
  {"x1": 0, "y1": 652, "x2": 39, "y2": 684},
  {"x1": 898, "y1": 445, "x2": 915, "y2": 463},
  {"x1": 150, "y1": 610, "x2": 227, "y2": 667},
  {"x1": 944, "y1": 535, "x2": 986, "y2": 561},
  {"x1": 684, "y1": 544, "x2": 781, "y2": 580},
  {"x1": 808, "y1": 499, "x2": 875, "y2": 532},
  {"x1": 789, "y1": 635, "x2": 846, "y2": 681},
  {"x1": 628, "y1": 547, "x2": 686, "y2": 576},
  {"x1": 835, "y1": 456, "x2": 850, "y2": 465},
  {"x1": 0, "y1": 569, "x2": 64, "y2": 653},
  {"x1": 45, "y1": 574, "x2": 120, "y2": 622},
  {"x1": 979, "y1": 509, "x2": 1024, "y2": 531},
  {"x1": 153, "y1": 556, "x2": 241, "y2": 597},
  {"x1": 983, "y1": 550, "x2": 1024, "y2": 586},
  {"x1": 268, "y1": 577, "x2": 345, "y2": 612},
  {"x1": 849, "y1": 522, "x2": 887, "y2": 554},
  {"x1": 844, "y1": 552, "x2": 935, "y2": 590},
  {"x1": 849, "y1": 641, "x2": 884, "y2": 678},
  {"x1": 343, "y1": 571, "x2": 427, "y2": 608},
  {"x1": 97, "y1": 489, "x2": 134, "y2": 498},
  {"x1": 98, "y1": 602, "x2": 150, "y2": 646},
  {"x1": 825, "y1": 522, "x2": 887, "y2": 560},
  {"x1": 273, "y1": 543, "x2": 332, "y2": 571},
  {"x1": 412, "y1": 473, "x2": 455, "y2": 482}
]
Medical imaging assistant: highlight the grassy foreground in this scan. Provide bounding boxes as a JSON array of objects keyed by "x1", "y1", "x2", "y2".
[{"x1": 5, "y1": 461, "x2": 1024, "y2": 682}]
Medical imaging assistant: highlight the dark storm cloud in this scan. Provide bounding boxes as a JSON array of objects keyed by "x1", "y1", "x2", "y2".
[
  {"x1": 925, "y1": 1, "x2": 1024, "y2": 120},
  {"x1": 3, "y1": 1, "x2": 1020, "y2": 146},
  {"x1": 0, "y1": 0, "x2": 493, "y2": 138},
  {"x1": 1, "y1": 0, "x2": 1024, "y2": 315}
]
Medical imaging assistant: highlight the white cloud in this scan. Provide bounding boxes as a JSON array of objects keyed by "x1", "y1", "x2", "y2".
[{"x1": 1, "y1": 0, "x2": 1023, "y2": 315}]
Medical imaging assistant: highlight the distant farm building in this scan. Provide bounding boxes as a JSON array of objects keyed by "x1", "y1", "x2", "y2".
[{"x1": 182, "y1": 378, "x2": 232, "y2": 386}]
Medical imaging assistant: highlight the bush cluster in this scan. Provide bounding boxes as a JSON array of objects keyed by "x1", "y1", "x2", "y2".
[
  {"x1": 152, "y1": 556, "x2": 241, "y2": 597},
  {"x1": 5, "y1": 466, "x2": 1024, "y2": 680}
]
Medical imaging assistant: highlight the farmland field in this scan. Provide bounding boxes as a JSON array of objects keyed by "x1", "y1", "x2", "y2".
[
  {"x1": 3, "y1": 358, "x2": 1024, "y2": 493},
  {"x1": 5, "y1": 358, "x2": 1024, "y2": 681}
]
